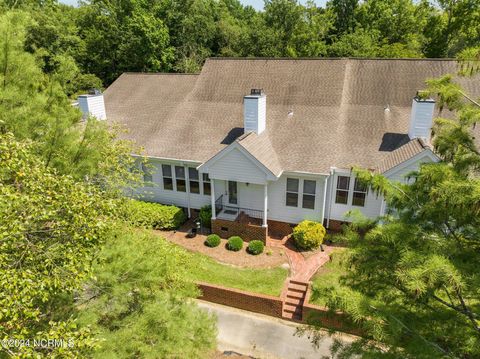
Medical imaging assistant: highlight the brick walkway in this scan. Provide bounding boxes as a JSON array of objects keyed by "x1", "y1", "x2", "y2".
[{"x1": 267, "y1": 236, "x2": 334, "y2": 282}]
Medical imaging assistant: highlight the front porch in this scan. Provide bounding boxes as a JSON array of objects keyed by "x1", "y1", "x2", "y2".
[{"x1": 212, "y1": 193, "x2": 268, "y2": 242}]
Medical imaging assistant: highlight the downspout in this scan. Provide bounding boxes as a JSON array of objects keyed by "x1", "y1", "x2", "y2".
[
  {"x1": 326, "y1": 168, "x2": 335, "y2": 229},
  {"x1": 184, "y1": 164, "x2": 191, "y2": 218},
  {"x1": 321, "y1": 175, "x2": 328, "y2": 226}
]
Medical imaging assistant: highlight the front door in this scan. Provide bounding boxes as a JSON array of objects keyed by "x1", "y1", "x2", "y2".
[{"x1": 228, "y1": 181, "x2": 238, "y2": 205}]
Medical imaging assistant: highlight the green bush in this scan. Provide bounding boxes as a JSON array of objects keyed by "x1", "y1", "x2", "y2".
[
  {"x1": 247, "y1": 240, "x2": 264, "y2": 255},
  {"x1": 292, "y1": 220, "x2": 326, "y2": 250},
  {"x1": 122, "y1": 199, "x2": 186, "y2": 230},
  {"x1": 227, "y1": 236, "x2": 243, "y2": 251},
  {"x1": 205, "y1": 234, "x2": 221, "y2": 248},
  {"x1": 199, "y1": 205, "x2": 212, "y2": 229}
]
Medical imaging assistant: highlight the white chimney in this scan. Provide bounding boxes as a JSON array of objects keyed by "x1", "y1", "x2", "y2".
[
  {"x1": 78, "y1": 90, "x2": 106, "y2": 120},
  {"x1": 244, "y1": 89, "x2": 266, "y2": 134},
  {"x1": 408, "y1": 95, "x2": 435, "y2": 142}
]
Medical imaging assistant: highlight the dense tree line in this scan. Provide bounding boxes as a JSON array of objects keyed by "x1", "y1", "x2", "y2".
[{"x1": 2, "y1": 0, "x2": 479, "y2": 87}]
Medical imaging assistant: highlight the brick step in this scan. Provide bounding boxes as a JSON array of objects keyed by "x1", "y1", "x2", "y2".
[
  {"x1": 284, "y1": 297, "x2": 303, "y2": 306},
  {"x1": 286, "y1": 291, "x2": 305, "y2": 300},
  {"x1": 282, "y1": 311, "x2": 302, "y2": 320},
  {"x1": 289, "y1": 279, "x2": 309, "y2": 287},
  {"x1": 283, "y1": 303, "x2": 301, "y2": 313},
  {"x1": 287, "y1": 283, "x2": 308, "y2": 293},
  {"x1": 282, "y1": 309, "x2": 302, "y2": 320}
]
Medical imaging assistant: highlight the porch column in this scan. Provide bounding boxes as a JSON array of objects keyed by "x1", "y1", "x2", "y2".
[
  {"x1": 263, "y1": 183, "x2": 268, "y2": 228},
  {"x1": 211, "y1": 179, "x2": 216, "y2": 220}
]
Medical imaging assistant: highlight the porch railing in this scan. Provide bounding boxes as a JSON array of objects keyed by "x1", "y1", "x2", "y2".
[
  {"x1": 218, "y1": 203, "x2": 264, "y2": 224},
  {"x1": 215, "y1": 194, "x2": 223, "y2": 214}
]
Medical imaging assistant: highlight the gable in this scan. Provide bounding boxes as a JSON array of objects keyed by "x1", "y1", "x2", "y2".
[
  {"x1": 384, "y1": 150, "x2": 439, "y2": 183},
  {"x1": 199, "y1": 145, "x2": 275, "y2": 184}
]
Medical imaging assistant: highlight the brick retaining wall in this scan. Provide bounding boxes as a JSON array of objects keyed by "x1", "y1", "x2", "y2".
[
  {"x1": 196, "y1": 281, "x2": 362, "y2": 336},
  {"x1": 197, "y1": 281, "x2": 283, "y2": 318}
]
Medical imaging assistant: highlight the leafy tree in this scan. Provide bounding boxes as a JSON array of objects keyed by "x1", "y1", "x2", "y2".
[
  {"x1": 0, "y1": 132, "x2": 114, "y2": 357},
  {"x1": 327, "y1": 0, "x2": 358, "y2": 35},
  {"x1": 424, "y1": 0, "x2": 480, "y2": 57},
  {"x1": 0, "y1": 10, "x2": 140, "y2": 188},
  {"x1": 24, "y1": 2, "x2": 102, "y2": 96},
  {"x1": 302, "y1": 62, "x2": 480, "y2": 357},
  {"x1": 77, "y1": 0, "x2": 174, "y2": 84}
]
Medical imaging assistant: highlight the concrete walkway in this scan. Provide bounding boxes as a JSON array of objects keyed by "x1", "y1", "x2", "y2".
[{"x1": 198, "y1": 300, "x2": 356, "y2": 359}]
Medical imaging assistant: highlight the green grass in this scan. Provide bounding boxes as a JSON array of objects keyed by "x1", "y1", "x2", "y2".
[
  {"x1": 310, "y1": 249, "x2": 349, "y2": 306},
  {"x1": 184, "y1": 254, "x2": 288, "y2": 296}
]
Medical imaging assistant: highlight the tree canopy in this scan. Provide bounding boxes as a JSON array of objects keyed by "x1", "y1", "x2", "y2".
[{"x1": 2, "y1": 0, "x2": 479, "y2": 85}]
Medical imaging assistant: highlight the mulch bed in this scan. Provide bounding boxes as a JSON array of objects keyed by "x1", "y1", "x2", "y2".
[{"x1": 156, "y1": 229, "x2": 288, "y2": 269}]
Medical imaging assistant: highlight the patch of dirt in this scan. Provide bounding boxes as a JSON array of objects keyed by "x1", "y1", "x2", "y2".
[{"x1": 156, "y1": 229, "x2": 288, "y2": 269}]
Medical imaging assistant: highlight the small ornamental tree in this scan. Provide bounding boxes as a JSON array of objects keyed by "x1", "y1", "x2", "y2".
[{"x1": 292, "y1": 220, "x2": 326, "y2": 250}]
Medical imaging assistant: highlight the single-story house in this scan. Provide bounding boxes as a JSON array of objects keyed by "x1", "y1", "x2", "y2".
[{"x1": 78, "y1": 58, "x2": 479, "y2": 242}]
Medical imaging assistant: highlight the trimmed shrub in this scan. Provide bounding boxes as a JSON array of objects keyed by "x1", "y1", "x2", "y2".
[
  {"x1": 227, "y1": 236, "x2": 243, "y2": 251},
  {"x1": 292, "y1": 220, "x2": 326, "y2": 250},
  {"x1": 199, "y1": 205, "x2": 212, "y2": 229},
  {"x1": 122, "y1": 199, "x2": 186, "y2": 230},
  {"x1": 205, "y1": 234, "x2": 221, "y2": 248},
  {"x1": 247, "y1": 240, "x2": 264, "y2": 255}
]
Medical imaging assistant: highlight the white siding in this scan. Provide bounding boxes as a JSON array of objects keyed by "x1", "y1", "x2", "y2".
[
  {"x1": 78, "y1": 94, "x2": 106, "y2": 120},
  {"x1": 207, "y1": 148, "x2": 268, "y2": 184},
  {"x1": 408, "y1": 98, "x2": 435, "y2": 140},
  {"x1": 132, "y1": 159, "x2": 214, "y2": 210},
  {"x1": 267, "y1": 174, "x2": 327, "y2": 224},
  {"x1": 244, "y1": 95, "x2": 266, "y2": 134},
  {"x1": 326, "y1": 172, "x2": 383, "y2": 221}
]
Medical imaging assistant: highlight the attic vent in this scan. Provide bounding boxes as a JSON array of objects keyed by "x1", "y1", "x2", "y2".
[{"x1": 250, "y1": 88, "x2": 263, "y2": 95}]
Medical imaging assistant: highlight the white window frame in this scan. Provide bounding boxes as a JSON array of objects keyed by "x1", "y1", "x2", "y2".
[
  {"x1": 161, "y1": 164, "x2": 173, "y2": 191},
  {"x1": 286, "y1": 178, "x2": 299, "y2": 207}
]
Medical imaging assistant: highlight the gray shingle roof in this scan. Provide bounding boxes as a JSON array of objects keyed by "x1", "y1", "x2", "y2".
[
  {"x1": 377, "y1": 138, "x2": 433, "y2": 174},
  {"x1": 237, "y1": 131, "x2": 283, "y2": 177},
  {"x1": 104, "y1": 58, "x2": 479, "y2": 174}
]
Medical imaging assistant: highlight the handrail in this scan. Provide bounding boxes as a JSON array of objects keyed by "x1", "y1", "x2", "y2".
[
  {"x1": 215, "y1": 194, "x2": 223, "y2": 214},
  {"x1": 220, "y1": 202, "x2": 264, "y2": 223}
]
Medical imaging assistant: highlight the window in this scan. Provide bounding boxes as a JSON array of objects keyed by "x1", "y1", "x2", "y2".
[
  {"x1": 175, "y1": 166, "x2": 186, "y2": 192},
  {"x1": 188, "y1": 167, "x2": 200, "y2": 194},
  {"x1": 352, "y1": 178, "x2": 367, "y2": 207},
  {"x1": 202, "y1": 173, "x2": 211, "y2": 195},
  {"x1": 335, "y1": 176, "x2": 350, "y2": 204},
  {"x1": 142, "y1": 163, "x2": 153, "y2": 185},
  {"x1": 286, "y1": 178, "x2": 299, "y2": 207},
  {"x1": 302, "y1": 180, "x2": 316, "y2": 209},
  {"x1": 162, "y1": 164, "x2": 173, "y2": 190}
]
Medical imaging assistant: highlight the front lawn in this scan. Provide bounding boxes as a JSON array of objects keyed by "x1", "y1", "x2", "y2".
[
  {"x1": 309, "y1": 249, "x2": 349, "y2": 306},
  {"x1": 185, "y1": 254, "x2": 288, "y2": 296}
]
